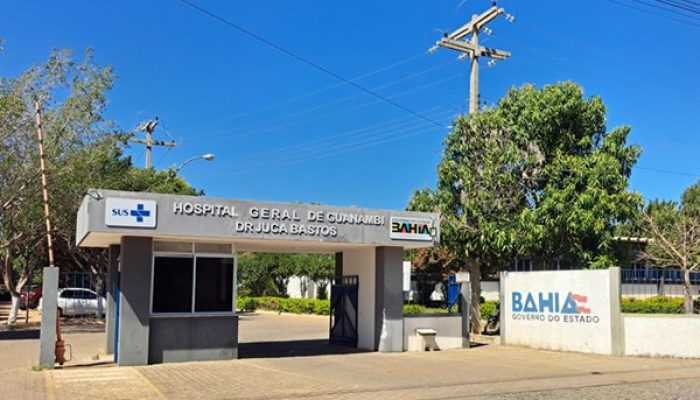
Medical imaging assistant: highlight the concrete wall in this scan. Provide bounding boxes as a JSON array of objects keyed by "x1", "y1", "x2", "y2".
[
  {"x1": 117, "y1": 236, "x2": 153, "y2": 366},
  {"x1": 286, "y1": 276, "x2": 329, "y2": 299},
  {"x1": 105, "y1": 245, "x2": 119, "y2": 354},
  {"x1": 149, "y1": 316, "x2": 238, "y2": 363},
  {"x1": 621, "y1": 283, "x2": 700, "y2": 299},
  {"x1": 375, "y1": 247, "x2": 404, "y2": 352},
  {"x1": 342, "y1": 248, "x2": 376, "y2": 350},
  {"x1": 403, "y1": 315, "x2": 463, "y2": 351},
  {"x1": 77, "y1": 190, "x2": 440, "y2": 249},
  {"x1": 501, "y1": 268, "x2": 622, "y2": 356},
  {"x1": 624, "y1": 314, "x2": 700, "y2": 358},
  {"x1": 485, "y1": 280, "x2": 700, "y2": 301},
  {"x1": 481, "y1": 281, "x2": 500, "y2": 301}
]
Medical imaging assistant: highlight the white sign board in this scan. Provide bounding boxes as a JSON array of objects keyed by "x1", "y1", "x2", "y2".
[
  {"x1": 455, "y1": 272, "x2": 470, "y2": 283},
  {"x1": 402, "y1": 261, "x2": 411, "y2": 292},
  {"x1": 389, "y1": 217, "x2": 434, "y2": 241},
  {"x1": 502, "y1": 269, "x2": 621, "y2": 355},
  {"x1": 104, "y1": 198, "x2": 157, "y2": 228}
]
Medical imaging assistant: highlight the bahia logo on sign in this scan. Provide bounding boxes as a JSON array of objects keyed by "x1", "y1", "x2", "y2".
[
  {"x1": 389, "y1": 217, "x2": 435, "y2": 241},
  {"x1": 511, "y1": 291, "x2": 600, "y2": 324},
  {"x1": 104, "y1": 198, "x2": 157, "y2": 228}
]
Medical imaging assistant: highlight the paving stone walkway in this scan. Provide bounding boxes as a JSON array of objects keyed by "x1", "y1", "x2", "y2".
[{"x1": 4, "y1": 314, "x2": 700, "y2": 399}]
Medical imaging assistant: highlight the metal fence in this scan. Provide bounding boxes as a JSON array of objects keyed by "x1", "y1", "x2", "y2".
[
  {"x1": 620, "y1": 268, "x2": 700, "y2": 299},
  {"x1": 54, "y1": 272, "x2": 117, "y2": 331}
]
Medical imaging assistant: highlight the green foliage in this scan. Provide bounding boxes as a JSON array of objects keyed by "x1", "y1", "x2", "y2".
[
  {"x1": 621, "y1": 296, "x2": 684, "y2": 314},
  {"x1": 480, "y1": 301, "x2": 498, "y2": 320},
  {"x1": 237, "y1": 297, "x2": 257, "y2": 312},
  {"x1": 413, "y1": 82, "x2": 641, "y2": 272},
  {"x1": 411, "y1": 82, "x2": 641, "y2": 331},
  {"x1": 402, "y1": 302, "x2": 497, "y2": 318},
  {"x1": 237, "y1": 253, "x2": 334, "y2": 297},
  {"x1": 634, "y1": 181, "x2": 700, "y2": 313},
  {"x1": 237, "y1": 296, "x2": 330, "y2": 315},
  {"x1": 0, "y1": 47, "x2": 198, "y2": 316},
  {"x1": 402, "y1": 304, "x2": 449, "y2": 316}
]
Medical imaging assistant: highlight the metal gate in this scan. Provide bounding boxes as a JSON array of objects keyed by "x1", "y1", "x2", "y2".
[{"x1": 329, "y1": 275, "x2": 358, "y2": 347}]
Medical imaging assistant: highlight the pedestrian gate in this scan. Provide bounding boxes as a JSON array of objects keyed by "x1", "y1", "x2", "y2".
[{"x1": 329, "y1": 275, "x2": 359, "y2": 347}]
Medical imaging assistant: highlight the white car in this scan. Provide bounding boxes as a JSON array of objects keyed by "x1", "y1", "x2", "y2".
[{"x1": 40, "y1": 288, "x2": 106, "y2": 317}]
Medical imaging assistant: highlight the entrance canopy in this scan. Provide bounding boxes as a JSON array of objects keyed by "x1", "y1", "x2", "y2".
[{"x1": 76, "y1": 189, "x2": 440, "y2": 252}]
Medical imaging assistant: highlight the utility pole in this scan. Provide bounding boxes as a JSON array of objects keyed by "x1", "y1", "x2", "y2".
[
  {"x1": 34, "y1": 102, "x2": 55, "y2": 269},
  {"x1": 129, "y1": 118, "x2": 176, "y2": 168},
  {"x1": 430, "y1": 3, "x2": 513, "y2": 114}
]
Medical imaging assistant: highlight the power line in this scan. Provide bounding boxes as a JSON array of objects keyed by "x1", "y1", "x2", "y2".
[
  {"x1": 194, "y1": 59, "x2": 458, "y2": 140},
  {"x1": 606, "y1": 0, "x2": 700, "y2": 27},
  {"x1": 196, "y1": 72, "x2": 464, "y2": 142},
  {"x1": 178, "y1": 0, "x2": 445, "y2": 128},
  {"x1": 654, "y1": 0, "x2": 700, "y2": 15},
  {"x1": 212, "y1": 102, "x2": 463, "y2": 168},
  {"x1": 634, "y1": 0, "x2": 700, "y2": 17},
  {"x1": 636, "y1": 166, "x2": 700, "y2": 177},
  {"x1": 176, "y1": 51, "x2": 428, "y2": 133},
  {"x1": 213, "y1": 117, "x2": 455, "y2": 176}
]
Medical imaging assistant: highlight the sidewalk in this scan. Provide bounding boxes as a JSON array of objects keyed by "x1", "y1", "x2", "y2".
[{"x1": 46, "y1": 342, "x2": 700, "y2": 400}]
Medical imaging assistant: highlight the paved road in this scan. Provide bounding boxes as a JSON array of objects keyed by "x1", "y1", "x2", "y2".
[{"x1": 4, "y1": 313, "x2": 700, "y2": 399}]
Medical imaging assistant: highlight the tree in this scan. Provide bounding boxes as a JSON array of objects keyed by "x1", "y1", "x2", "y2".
[
  {"x1": 639, "y1": 182, "x2": 700, "y2": 313},
  {"x1": 0, "y1": 48, "x2": 196, "y2": 325},
  {"x1": 411, "y1": 82, "x2": 641, "y2": 332},
  {"x1": 237, "y1": 252, "x2": 334, "y2": 297},
  {"x1": 295, "y1": 254, "x2": 334, "y2": 298}
]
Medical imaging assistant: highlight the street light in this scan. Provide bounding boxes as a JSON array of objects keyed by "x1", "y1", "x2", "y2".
[{"x1": 176, "y1": 153, "x2": 215, "y2": 172}]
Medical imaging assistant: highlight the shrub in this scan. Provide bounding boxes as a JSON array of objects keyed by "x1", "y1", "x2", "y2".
[
  {"x1": 241, "y1": 296, "x2": 331, "y2": 315},
  {"x1": 403, "y1": 304, "x2": 449, "y2": 315},
  {"x1": 236, "y1": 297, "x2": 258, "y2": 312},
  {"x1": 480, "y1": 301, "x2": 498, "y2": 319},
  {"x1": 621, "y1": 296, "x2": 684, "y2": 314}
]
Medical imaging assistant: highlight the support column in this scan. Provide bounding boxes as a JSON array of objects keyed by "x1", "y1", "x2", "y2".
[
  {"x1": 609, "y1": 267, "x2": 624, "y2": 356},
  {"x1": 342, "y1": 248, "x2": 376, "y2": 350},
  {"x1": 117, "y1": 236, "x2": 152, "y2": 366},
  {"x1": 335, "y1": 252, "x2": 343, "y2": 276},
  {"x1": 105, "y1": 244, "x2": 120, "y2": 354},
  {"x1": 375, "y1": 247, "x2": 404, "y2": 352},
  {"x1": 38, "y1": 267, "x2": 59, "y2": 367}
]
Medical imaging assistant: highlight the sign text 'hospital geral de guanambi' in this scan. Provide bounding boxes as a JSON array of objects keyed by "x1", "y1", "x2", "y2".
[{"x1": 170, "y1": 201, "x2": 424, "y2": 239}]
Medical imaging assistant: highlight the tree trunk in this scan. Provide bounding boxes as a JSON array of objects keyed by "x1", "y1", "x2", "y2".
[
  {"x1": 7, "y1": 294, "x2": 20, "y2": 326},
  {"x1": 683, "y1": 268, "x2": 694, "y2": 314},
  {"x1": 466, "y1": 261, "x2": 482, "y2": 334}
]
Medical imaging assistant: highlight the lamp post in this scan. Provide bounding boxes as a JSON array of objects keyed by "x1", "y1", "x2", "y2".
[{"x1": 175, "y1": 153, "x2": 215, "y2": 173}]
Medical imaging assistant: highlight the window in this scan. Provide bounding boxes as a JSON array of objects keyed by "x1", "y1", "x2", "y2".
[
  {"x1": 195, "y1": 257, "x2": 234, "y2": 312},
  {"x1": 151, "y1": 243, "x2": 234, "y2": 315},
  {"x1": 152, "y1": 256, "x2": 194, "y2": 313}
]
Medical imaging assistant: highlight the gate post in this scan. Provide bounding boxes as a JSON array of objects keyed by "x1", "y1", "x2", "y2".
[
  {"x1": 375, "y1": 247, "x2": 404, "y2": 352},
  {"x1": 459, "y1": 280, "x2": 471, "y2": 348},
  {"x1": 38, "y1": 267, "x2": 59, "y2": 367},
  {"x1": 105, "y1": 244, "x2": 120, "y2": 354}
]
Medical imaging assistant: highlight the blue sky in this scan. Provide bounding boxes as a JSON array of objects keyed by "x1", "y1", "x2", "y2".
[{"x1": 1, "y1": 0, "x2": 699, "y2": 210}]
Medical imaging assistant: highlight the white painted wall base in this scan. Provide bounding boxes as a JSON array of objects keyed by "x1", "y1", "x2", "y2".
[
  {"x1": 624, "y1": 314, "x2": 700, "y2": 358},
  {"x1": 403, "y1": 315, "x2": 464, "y2": 351},
  {"x1": 343, "y1": 248, "x2": 376, "y2": 351}
]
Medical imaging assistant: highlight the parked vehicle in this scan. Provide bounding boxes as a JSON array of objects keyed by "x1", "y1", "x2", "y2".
[
  {"x1": 19, "y1": 285, "x2": 43, "y2": 310},
  {"x1": 39, "y1": 288, "x2": 106, "y2": 317},
  {"x1": 483, "y1": 302, "x2": 500, "y2": 335}
]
